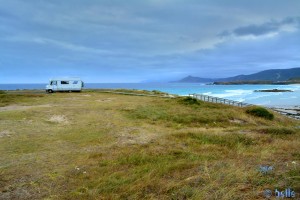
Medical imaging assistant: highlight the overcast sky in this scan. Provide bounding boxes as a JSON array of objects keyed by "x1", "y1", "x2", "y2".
[{"x1": 0, "y1": 0, "x2": 300, "y2": 83}]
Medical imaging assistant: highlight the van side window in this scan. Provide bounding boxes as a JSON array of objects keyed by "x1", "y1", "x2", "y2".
[
  {"x1": 61, "y1": 81, "x2": 69, "y2": 84},
  {"x1": 51, "y1": 81, "x2": 57, "y2": 85},
  {"x1": 73, "y1": 81, "x2": 78, "y2": 84}
]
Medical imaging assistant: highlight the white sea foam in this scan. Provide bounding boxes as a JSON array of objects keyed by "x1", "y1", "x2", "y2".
[
  {"x1": 280, "y1": 96, "x2": 298, "y2": 100},
  {"x1": 236, "y1": 98, "x2": 246, "y2": 102},
  {"x1": 203, "y1": 92, "x2": 212, "y2": 95},
  {"x1": 211, "y1": 89, "x2": 253, "y2": 98},
  {"x1": 257, "y1": 100, "x2": 272, "y2": 106},
  {"x1": 247, "y1": 92, "x2": 282, "y2": 100}
]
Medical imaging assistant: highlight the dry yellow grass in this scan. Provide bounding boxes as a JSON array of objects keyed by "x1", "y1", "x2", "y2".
[{"x1": 0, "y1": 90, "x2": 299, "y2": 199}]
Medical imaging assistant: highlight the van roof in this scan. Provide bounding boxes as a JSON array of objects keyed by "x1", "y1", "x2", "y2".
[{"x1": 50, "y1": 78, "x2": 82, "y2": 81}]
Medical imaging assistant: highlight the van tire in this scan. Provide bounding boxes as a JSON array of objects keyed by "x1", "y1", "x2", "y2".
[{"x1": 48, "y1": 89, "x2": 53, "y2": 93}]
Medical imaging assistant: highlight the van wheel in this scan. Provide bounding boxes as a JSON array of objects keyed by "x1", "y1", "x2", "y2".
[{"x1": 48, "y1": 89, "x2": 53, "y2": 93}]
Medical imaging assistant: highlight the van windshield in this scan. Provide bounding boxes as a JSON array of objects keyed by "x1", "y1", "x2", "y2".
[{"x1": 50, "y1": 81, "x2": 57, "y2": 85}]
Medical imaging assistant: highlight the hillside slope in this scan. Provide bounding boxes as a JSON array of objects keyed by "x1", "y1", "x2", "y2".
[
  {"x1": 221, "y1": 67, "x2": 300, "y2": 82},
  {"x1": 175, "y1": 67, "x2": 300, "y2": 83},
  {"x1": 173, "y1": 75, "x2": 215, "y2": 83},
  {"x1": 0, "y1": 90, "x2": 299, "y2": 199}
]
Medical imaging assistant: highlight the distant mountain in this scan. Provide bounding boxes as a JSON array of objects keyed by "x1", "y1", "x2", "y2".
[
  {"x1": 173, "y1": 68, "x2": 300, "y2": 83},
  {"x1": 220, "y1": 68, "x2": 300, "y2": 82},
  {"x1": 174, "y1": 75, "x2": 215, "y2": 83}
]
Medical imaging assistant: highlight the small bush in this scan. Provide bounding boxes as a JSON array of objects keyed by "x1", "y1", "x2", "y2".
[
  {"x1": 246, "y1": 106, "x2": 274, "y2": 120},
  {"x1": 152, "y1": 90, "x2": 164, "y2": 95},
  {"x1": 0, "y1": 90, "x2": 6, "y2": 94},
  {"x1": 180, "y1": 96, "x2": 200, "y2": 105}
]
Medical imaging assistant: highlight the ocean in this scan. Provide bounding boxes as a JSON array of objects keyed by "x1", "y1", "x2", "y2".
[{"x1": 1, "y1": 83, "x2": 300, "y2": 107}]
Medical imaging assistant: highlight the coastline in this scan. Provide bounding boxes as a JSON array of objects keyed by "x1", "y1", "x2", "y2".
[
  {"x1": 2, "y1": 88, "x2": 299, "y2": 120},
  {"x1": 1, "y1": 84, "x2": 300, "y2": 118},
  {"x1": 267, "y1": 105, "x2": 300, "y2": 120}
]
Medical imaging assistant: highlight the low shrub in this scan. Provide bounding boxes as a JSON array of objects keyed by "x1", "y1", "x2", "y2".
[
  {"x1": 179, "y1": 96, "x2": 200, "y2": 105},
  {"x1": 152, "y1": 90, "x2": 164, "y2": 95},
  {"x1": 246, "y1": 106, "x2": 274, "y2": 120}
]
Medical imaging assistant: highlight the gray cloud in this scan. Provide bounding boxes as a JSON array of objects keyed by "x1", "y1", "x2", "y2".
[
  {"x1": 234, "y1": 23, "x2": 279, "y2": 36},
  {"x1": 222, "y1": 17, "x2": 300, "y2": 37},
  {"x1": 1, "y1": 0, "x2": 300, "y2": 83}
]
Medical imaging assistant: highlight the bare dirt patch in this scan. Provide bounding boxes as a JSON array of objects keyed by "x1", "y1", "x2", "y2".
[
  {"x1": 48, "y1": 115, "x2": 69, "y2": 124},
  {"x1": 229, "y1": 119, "x2": 247, "y2": 124},
  {"x1": 0, "y1": 130, "x2": 11, "y2": 138},
  {"x1": 238, "y1": 130, "x2": 252, "y2": 134},
  {"x1": 63, "y1": 97, "x2": 81, "y2": 101},
  {"x1": 96, "y1": 98, "x2": 115, "y2": 102},
  {"x1": 117, "y1": 127, "x2": 157, "y2": 145},
  {"x1": 0, "y1": 104, "x2": 51, "y2": 112}
]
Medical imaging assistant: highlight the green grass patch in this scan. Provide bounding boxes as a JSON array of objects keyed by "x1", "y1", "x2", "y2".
[
  {"x1": 259, "y1": 127, "x2": 296, "y2": 135},
  {"x1": 59, "y1": 128, "x2": 109, "y2": 146},
  {"x1": 117, "y1": 149, "x2": 214, "y2": 168},
  {"x1": 126, "y1": 103, "x2": 234, "y2": 126},
  {"x1": 0, "y1": 93, "x2": 44, "y2": 107},
  {"x1": 1, "y1": 91, "x2": 299, "y2": 199},
  {"x1": 127, "y1": 105, "x2": 169, "y2": 121},
  {"x1": 74, "y1": 147, "x2": 208, "y2": 198},
  {"x1": 173, "y1": 132, "x2": 256, "y2": 148},
  {"x1": 1, "y1": 138, "x2": 42, "y2": 154},
  {"x1": 0, "y1": 110, "x2": 28, "y2": 120}
]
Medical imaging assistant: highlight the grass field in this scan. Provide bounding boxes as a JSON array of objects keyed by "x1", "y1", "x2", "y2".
[{"x1": 0, "y1": 90, "x2": 299, "y2": 199}]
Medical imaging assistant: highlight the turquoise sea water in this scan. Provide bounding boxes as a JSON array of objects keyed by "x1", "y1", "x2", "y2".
[{"x1": 1, "y1": 83, "x2": 300, "y2": 107}]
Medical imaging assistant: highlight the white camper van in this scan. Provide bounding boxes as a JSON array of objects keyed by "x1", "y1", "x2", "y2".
[{"x1": 46, "y1": 78, "x2": 84, "y2": 93}]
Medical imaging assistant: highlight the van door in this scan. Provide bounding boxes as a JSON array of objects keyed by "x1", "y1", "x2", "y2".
[
  {"x1": 72, "y1": 80, "x2": 79, "y2": 91},
  {"x1": 60, "y1": 81, "x2": 70, "y2": 91},
  {"x1": 51, "y1": 81, "x2": 58, "y2": 91}
]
